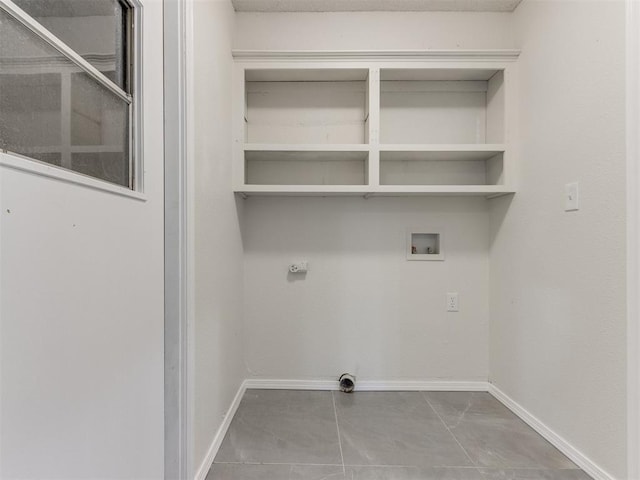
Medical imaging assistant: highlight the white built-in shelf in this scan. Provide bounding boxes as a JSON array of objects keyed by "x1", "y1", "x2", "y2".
[
  {"x1": 379, "y1": 144, "x2": 506, "y2": 187},
  {"x1": 244, "y1": 144, "x2": 370, "y2": 152},
  {"x1": 237, "y1": 185, "x2": 373, "y2": 196},
  {"x1": 233, "y1": 50, "x2": 519, "y2": 197},
  {"x1": 238, "y1": 185, "x2": 515, "y2": 197},
  {"x1": 379, "y1": 144, "x2": 505, "y2": 159},
  {"x1": 373, "y1": 185, "x2": 516, "y2": 196},
  {"x1": 245, "y1": 145, "x2": 369, "y2": 186}
]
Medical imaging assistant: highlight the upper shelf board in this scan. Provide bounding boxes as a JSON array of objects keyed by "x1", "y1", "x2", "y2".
[
  {"x1": 245, "y1": 68, "x2": 369, "y2": 82},
  {"x1": 233, "y1": 50, "x2": 521, "y2": 62},
  {"x1": 244, "y1": 144, "x2": 370, "y2": 152},
  {"x1": 235, "y1": 185, "x2": 516, "y2": 197},
  {"x1": 380, "y1": 68, "x2": 501, "y2": 81},
  {"x1": 380, "y1": 145, "x2": 505, "y2": 161}
]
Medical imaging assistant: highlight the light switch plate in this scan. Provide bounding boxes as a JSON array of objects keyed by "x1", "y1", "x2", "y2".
[{"x1": 565, "y1": 182, "x2": 579, "y2": 211}]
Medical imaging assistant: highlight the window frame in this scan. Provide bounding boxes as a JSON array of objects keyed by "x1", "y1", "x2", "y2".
[{"x1": 0, "y1": 0, "x2": 144, "y2": 193}]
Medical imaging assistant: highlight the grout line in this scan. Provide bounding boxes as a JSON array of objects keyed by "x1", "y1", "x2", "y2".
[
  {"x1": 333, "y1": 464, "x2": 481, "y2": 469},
  {"x1": 420, "y1": 391, "x2": 477, "y2": 468},
  {"x1": 331, "y1": 391, "x2": 346, "y2": 476}
]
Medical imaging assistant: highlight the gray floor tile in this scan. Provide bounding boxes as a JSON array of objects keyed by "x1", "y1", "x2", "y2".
[
  {"x1": 207, "y1": 464, "x2": 345, "y2": 480},
  {"x1": 335, "y1": 392, "x2": 473, "y2": 468},
  {"x1": 345, "y1": 466, "x2": 485, "y2": 479},
  {"x1": 478, "y1": 469, "x2": 592, "y2": 479},
  {"x1": 214, "y1": 390, "x2": 342, "y2": 465},
  {"x1": 425, "y1": 392, "x2": 578, "y2": 470},
  {"x1": 335, "y1": 391, "x2": 440, "y2": 420},
  {"x1": 448, "y1": 420, "x2": 578, "y2": 469},
  {"x1": 239, "y1": 389, "x2": 337, "y2": 415},
  {"x1": 424, "y1": 392, "x2": 519, "y2": 428},
  {"x1": 208, "y1": 390, "x2": 590, "y2": 480}
]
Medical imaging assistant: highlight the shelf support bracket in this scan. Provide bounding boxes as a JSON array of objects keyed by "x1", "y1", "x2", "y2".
[{"x1": 486, "y1": 192, "x2": 515, "y2": 200}]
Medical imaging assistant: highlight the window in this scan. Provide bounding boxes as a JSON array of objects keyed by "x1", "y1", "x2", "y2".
[{"x1": 0, "y1": 0, "x2": 139, "y2": 189}]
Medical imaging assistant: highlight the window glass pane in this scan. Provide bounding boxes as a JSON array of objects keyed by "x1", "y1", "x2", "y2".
[
  {"x1": 71, "y1": 72, "x2": 129, "y2": 186},
  {"x1": 11, "y1": 0, "x2": 129, "y2": 91},
  {"x1": 1, "y1": 9, "x2": 67, "y2": 158},
  {"x1": 71, "y1": 152, "x2": 128, "y2": 186},
  {"x1": 0, "y1": 71, "x2": 62, "y2": 152},
  {"x1": 0, "y1": 8, "x2": 131, "y2": 188}
]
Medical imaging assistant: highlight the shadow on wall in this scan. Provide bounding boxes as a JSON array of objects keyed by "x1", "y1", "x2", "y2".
[{"x1": 488, "y1": 193, "x2": 515, "y2": 247}]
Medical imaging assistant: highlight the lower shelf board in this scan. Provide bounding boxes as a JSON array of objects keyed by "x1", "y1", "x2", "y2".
[{"x1": 234, "y1": 185, "x2": 516, "y2": 197}]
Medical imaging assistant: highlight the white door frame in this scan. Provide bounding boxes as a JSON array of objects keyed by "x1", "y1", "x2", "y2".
[
  {"x1": 627, "y1": 0, "x2": 640, "y2": 478},
  {"x1": 164, "y1": 0, "x2": 192, "y2": 478}
]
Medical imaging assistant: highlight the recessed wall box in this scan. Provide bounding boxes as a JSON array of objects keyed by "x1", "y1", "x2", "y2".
[{"x1": 407, "y1": 229, "x2": 444, "y2": 261}]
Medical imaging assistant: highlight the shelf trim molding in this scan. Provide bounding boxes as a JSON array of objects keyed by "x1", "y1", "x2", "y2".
[
  {"x1": 244, "y1": 143, "x2": 370, "y2": 152},
  {"x1": 379, "y1": 143, "x2": 506, "y2": 152},
  {"x1": 232, "y1": 49, "x2": 521, "y2": 62},
  {"x1": 234, "y1": 186, "x2": 517, "y2": 197}
]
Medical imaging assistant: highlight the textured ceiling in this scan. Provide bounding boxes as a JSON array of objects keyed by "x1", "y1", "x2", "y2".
[{"x1": 232, "y1": 0, "x2": 523, "y2": 12}]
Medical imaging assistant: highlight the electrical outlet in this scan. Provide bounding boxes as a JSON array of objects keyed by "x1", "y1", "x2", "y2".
[
  {"x1": 289, "y1": 261, "x2": 308, "y2": 273},
  {"x1": 446, "y1": 292, "x2": 459, "y2": 312}
]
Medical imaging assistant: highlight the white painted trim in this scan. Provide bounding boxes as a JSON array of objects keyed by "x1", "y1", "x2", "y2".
[
  {"x1": 184, "y1": 0, "x2": 197, "y2": 478},
  {"x1": 627, "y1": 1, "x2": 640, "y2": 478},
  {"x1": 231, "y1": 0, "x2": 522, "y2": 13},
  {"x1": 488, "y1": 385, "x2": 615, "y2": 480},
  {"x1": 244, "y1": 378, "x2": 489, "y2": 392},
  {"x1": 0, "y1": 152, "x2": 146, "y2": 201},
  {"x1": 194, "y1": 381, "x2": 248, "y2": 480},
  {"x1": 356, "y1": 380, "x2": 488, "y2": 391},
  {"x1": 244, "y1": 378, "x2": 339, "y2": 390},
  {"x1": 163, "y1": 0, "x2": 190, "y2": 477},
  {"x1": 244, "y1": 144, "x2": 370, "y2": 152},
  {"x1": 232, "y1": 50, "x2": 521, "y2": 62},
  {"x1": 236, "y1": 185, "x2": 516, "y2": 197},
  {"x1": 130, "y1": 0, "x2": 145, "y2": 193}
]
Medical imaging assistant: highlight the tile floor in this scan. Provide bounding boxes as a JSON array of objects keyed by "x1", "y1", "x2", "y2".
[{"x1": 207, "y1": 390, "x2": 591, "y2": 480}]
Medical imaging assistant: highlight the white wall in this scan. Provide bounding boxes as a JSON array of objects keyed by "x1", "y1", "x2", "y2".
[
  {"x1": 190, "y1": 0, "x2": 246, "y2": 475},
  {"x1": 234, "y1": 11, "x2": 515, "y2": 51},
  {"x1": 243, "y1": 197, "x2": 490, "y2": 381},
  {"x1": 489, "y1": 0, "x2": 627, "y2": 477},
  {"x1": 235, "y1": 11, "x2": 514, "y2": 384},
  {"x1": 0, "y1": 1, "x2": 165, "y2": 478}
]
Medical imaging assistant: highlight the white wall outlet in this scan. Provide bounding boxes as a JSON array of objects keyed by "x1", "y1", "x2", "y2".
[
  {"x1": 446, "y1": 292, "x2": 459, "y2": 312},
  {"x1": 565, "y1": 182, "x2": 579, "y2": 211},
  {"x1": 289, "y1": 261, "x2": 308, "y2": 274}
]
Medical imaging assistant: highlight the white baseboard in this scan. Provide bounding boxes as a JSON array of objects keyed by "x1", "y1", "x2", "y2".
[
  {"x1": 194, "y1": 380, "x2": 247, "y2": 480},
  {"x1": 243, "y1": 378, "x2": 489, "y2": 392},
  {"x1": 244, "y1": 378, "x2": 338, "y2": 390},
  {"x1": 488, "y1": 384, "x2": 615, "y2": 480}
]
